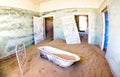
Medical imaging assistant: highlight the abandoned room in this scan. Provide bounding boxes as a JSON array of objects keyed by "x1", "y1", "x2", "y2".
[{"x1": 0, "y1": 0, "x2": 120, "y2": 77}]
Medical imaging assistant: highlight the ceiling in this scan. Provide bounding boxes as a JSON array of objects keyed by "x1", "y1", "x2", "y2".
[
  {"x1": 0, "y1": 0, "x2": 105, "y2": 11},
  {"x1": 29, "y1": 0, "x2": 50, "y2": 5},
  {"x1": 31, "y1": 0, "x2": 105, "y2": 7}
]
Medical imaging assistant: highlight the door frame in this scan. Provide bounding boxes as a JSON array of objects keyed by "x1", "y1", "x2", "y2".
[
  {"x1": 74, "y1": 13, "x2": 89, "y2": 43},
  {"x1": 101, "y1": 7, "x2": 109, "y2": 51},
  {"x1": 42, "y1": 15, "x2": 54, "y2": 39}
]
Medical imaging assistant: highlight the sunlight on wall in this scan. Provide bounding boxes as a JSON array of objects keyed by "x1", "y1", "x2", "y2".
[
  {"x1": 105, "y1": 0, "x2": 120, "y2": 77},
  {"x1": 79, "y1": 16, "x2": 88, "y2": 31}
]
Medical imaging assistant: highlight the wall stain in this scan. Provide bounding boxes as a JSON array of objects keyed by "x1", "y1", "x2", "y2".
[{"x1": 0, "y1": 6, "x2": 40, "y2": 58}]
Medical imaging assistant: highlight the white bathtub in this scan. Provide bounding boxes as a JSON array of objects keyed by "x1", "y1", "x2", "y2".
[{"x1": 38, "y1": 46, "x2": 80, "y2": 68}]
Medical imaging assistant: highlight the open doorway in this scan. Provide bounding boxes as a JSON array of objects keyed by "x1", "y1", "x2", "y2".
[
  {"x1": 101, "y1": 7, "x2": 109, "y2": 52},
  {"x1": 75, "y1": 15, "x2": 88, "y2": 43},
  {"x1": 44, "y1": 17, "x2": 53, "y2": 40}
]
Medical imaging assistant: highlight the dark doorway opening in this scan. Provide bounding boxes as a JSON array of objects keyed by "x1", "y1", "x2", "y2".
[{"x1": 44, "y1": 17, "x2": 53, "y2": 40}]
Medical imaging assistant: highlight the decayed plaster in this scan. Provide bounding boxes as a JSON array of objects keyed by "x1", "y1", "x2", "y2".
[
  {"x1": 105, "y1": 0, "x2": 120, "y2": 77},
  {"x1": 99, "y1": 0, "x2": 120, "y2": 76},
  {"x1": 0, "y1": 0, "x2": 120, "y2": 77},
  {"x1": 0, "y1": 0, "x2": 40, "y2": 11},
  {"x1": 41, "y1": 8, "x2": 101, "y2": 45},
  {"x1": 0, "y1": 7, "x2": 101, "y2": 58},
  {"x1": 0, "y1": 6, "x2": 40, "y2": 58}
]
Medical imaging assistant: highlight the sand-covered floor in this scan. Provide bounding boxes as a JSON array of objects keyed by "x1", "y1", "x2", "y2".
[{"x1": 0, "y1": 35, "x2": 113, "y2": 77}]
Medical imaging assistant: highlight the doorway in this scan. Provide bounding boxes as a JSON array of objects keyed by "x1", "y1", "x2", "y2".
[
  {"x1": 75, "y1": 15, "x2": 88, "y2": 43},
  {"x1": 102, "y1": 10, "x2": 109, "y2": 52},
  {"x1": 44, "y1": 17, "x2": 53, "y2": 40}
]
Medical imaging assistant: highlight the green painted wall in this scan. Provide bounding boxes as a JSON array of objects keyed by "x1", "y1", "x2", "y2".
[
  {"x1": 0, "y1": 7, "x2": 101, "y2": 58},
  {"x1": 0, "y1": 6, "x2": 40, "y2": 58},
  {"x1": 41, "y1": 8, "x2": 101, "y2": 45}
]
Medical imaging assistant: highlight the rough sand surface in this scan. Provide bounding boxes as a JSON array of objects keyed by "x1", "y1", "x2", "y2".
[{"x1": 0, "y1": 34, "x2": 113, "y2": 77}]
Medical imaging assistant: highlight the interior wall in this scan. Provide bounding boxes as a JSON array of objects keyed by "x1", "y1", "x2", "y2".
[
  {"x1": 105, "y1": 0, "x2": 120, "y2": 77},
  {"x1": 0, "y1": 6, "x2": 40, "y2": 58},
  {"x1": 41, "y1": 8, "x2": 101, "y2": 45},
  {"x1": 39, "y1": 0, "x2": 104, "y2": 12},
  {"x1": 0, "y1": 0, "x2": 40, "y2": 11}
]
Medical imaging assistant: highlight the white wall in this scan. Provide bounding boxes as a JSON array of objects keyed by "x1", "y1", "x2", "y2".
[
  {"x1": 0, "y1": 0, "x2": 40, "y2": 11},
  {"x1": 40, "y1": 0, "x2": 104, "y2": 12},
  {"x1": 105, "y1": 0, "x2": 120, "y2": 77}
]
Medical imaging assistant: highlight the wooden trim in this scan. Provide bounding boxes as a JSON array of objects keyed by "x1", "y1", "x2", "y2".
[{"x1": 102, "y1": 6, "x2": 107, "y2": 13}]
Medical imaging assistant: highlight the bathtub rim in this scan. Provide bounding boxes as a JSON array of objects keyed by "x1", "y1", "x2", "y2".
[{"x1": 38, "y1": 46, "x2": 80, "y2": 62}]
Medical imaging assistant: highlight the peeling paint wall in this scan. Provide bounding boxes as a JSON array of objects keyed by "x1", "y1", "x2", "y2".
[
  {"x1": 61, "y1": 15, "x2": 81, "y2": 44},
  {"x1": 105, "y1": 0, "x2": 120, "y2": 77},
  {"x1": 0, "y1": 7, "x2": 101, "y2": 58},
  {"x1": 0, "y1": 0, "x2": 40, "y2": 11},
  {"x1": 41, "y1": 8, "x2": 101, "y2": 45},
  {"x1": 0, "y1": 6, "x2": 40, "y2": 58}
]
